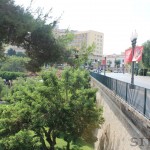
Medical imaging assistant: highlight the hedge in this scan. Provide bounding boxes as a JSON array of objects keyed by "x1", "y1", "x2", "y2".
[{"x1": 0, "y1": 71, "x2": 26, "y2": 80}]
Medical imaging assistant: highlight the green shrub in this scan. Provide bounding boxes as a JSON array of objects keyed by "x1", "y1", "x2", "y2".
[
  {"x1": 147, "y1": 72, "x2": 150, "y2": 76},
  {"x1": 0, "y1": 71, "x2": 26, "y2": 80},
  {"x1": 138, "y1": 69, "x2": 148, "y2": 76}
]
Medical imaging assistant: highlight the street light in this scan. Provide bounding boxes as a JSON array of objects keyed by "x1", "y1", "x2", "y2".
[
  {"x1": 135, "y1": 61, "x2": 138, "y2": 76},
  {"x1": 130, "y1": 31, "x2": 138, "y2": 89},
  {"x1": 104, "y1": 57, "x2": 106, "y2": 75}
]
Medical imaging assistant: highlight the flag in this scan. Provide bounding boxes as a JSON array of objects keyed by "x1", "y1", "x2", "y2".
[
  {"x1": 125, "y1": 48, "x2": 132, "y2": 63},
  {"x1": 101, "y1": 58, "x2": 106, "y2": 65},
  {"x1": 132, "y1": 46, "x2": 143, "y2": 62}
]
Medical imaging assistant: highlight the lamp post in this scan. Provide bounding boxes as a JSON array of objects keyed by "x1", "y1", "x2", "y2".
[
  {"x1": 130, "y1": 31, "x2": 138, "y2": 89},
  {"x1": 104, "y1": 57, "x2": 106, "y2": 75},
  {"x1": 135, "y1": 61, "x2": 138, "y2": 76}
]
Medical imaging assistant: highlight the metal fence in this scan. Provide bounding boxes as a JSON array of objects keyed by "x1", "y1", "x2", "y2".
[{"x1": 90, "y1": 72, "x2": 150, "y2": 119}]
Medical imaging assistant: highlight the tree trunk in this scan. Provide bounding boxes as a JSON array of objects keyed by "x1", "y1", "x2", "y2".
[
  {"x1": 46, "y1": 132, "x2": 56, "y2": 150},
  {"x1": 47, "y1": 138, "x2": 55, "y2": 150},
  {"x1": 49, "y1": 144, "x2": 55, "y2": 150},
  {"x1": 35, "y1": 132, "x2": 48, "y2": 150},
  {"x1": 66, "y1": 141, "x2": 70, "y2": 150}
]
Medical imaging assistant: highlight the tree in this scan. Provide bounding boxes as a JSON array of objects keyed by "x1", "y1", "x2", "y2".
[
  {"x1": 16, "y1": 51, "x2": 26, "y2": 57},
  {"x1": 66, "y1": 44, "x2": 95, "y2": 68},
  {"x1": 107, "y1": 60, "x2": 112, "y2": 68},
  {"x1": 58, "y1": 69, "x2": 103, "y2": 149},
  {"x1": 0, "y1": 77, "x2": 9, "y2": 98},
  {"x1": 0, "y1": 0, "x2": 36, "y2": 46},
  {"x1": 7, "y1": 48, "x2": 16, "y2": 56},
  {"x1": 24, "y1": 25, "x2": 67, "y2": 72},
  {"x1": 142, "y1": 40, "x2": 150, "y2": 69},
  {"x1": 0, "y1": 43, "x2": 5, "y2": 61},
  {"x1": 0, "y1": 129, "x2": 41, "y2": 150},
  {"x1": 0, "y1": 0, "x2": 68, "y2": 72},
  {"x1": 0, "y1": 56, "x2": 29, "y2": 72},
  {"x1": 0, "y1": 68, "x2": 104, "y2": 150},
  {"x1": 115, "y1": 59, "x2": 121, "y2": 68}
]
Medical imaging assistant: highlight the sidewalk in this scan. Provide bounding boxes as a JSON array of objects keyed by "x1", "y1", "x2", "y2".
[{"x1": 106, "y1": 73, "x2": 150, "y2": 89}]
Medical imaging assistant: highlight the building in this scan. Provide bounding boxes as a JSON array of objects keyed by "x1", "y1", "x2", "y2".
[
  {"x1": 105, "y1": 52, "x2": 125, "y2": 71},
  {"x1": 53, "y1": 29, "x2": 72, "y2": 37},
  {"x1": 54, "y1": 29, "x2": 104, "y2": 61},
  {"x1": 70, "y1": 30, "x2": 104, "y2": 60}
]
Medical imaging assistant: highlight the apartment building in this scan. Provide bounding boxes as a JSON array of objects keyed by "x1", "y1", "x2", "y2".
[
  {"x1": 54, "y1": 29, "x2": 104, "y2": 60},
  {"x1": 70, "y1": 30, "x2": 104, "y2": 60}
]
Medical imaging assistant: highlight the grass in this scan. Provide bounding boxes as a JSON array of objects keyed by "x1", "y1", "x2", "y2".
[
  {"x1": 30, "y1": 130, "x2": 93, "y2": 150},
  {"x1": 55, "y1": 138, "x2": 93, "y2": 150}
]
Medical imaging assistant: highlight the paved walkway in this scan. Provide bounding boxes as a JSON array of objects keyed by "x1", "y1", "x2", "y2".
[{"x1": 105, "y1": 73, "x2": 150, "y2": 89}]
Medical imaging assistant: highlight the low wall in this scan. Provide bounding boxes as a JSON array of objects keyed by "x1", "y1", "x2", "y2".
[{"x1": 91, "y1": 77, "x2": 150, "y2": 150}]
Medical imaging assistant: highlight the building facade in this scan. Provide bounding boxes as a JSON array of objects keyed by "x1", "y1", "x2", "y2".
[
  {"x1": 70, "y1": 30, "x2": 104, "y2": 60},
  {"x1": 105, "y1": 52, "x2": 125, "y2": 71},
  {"x1": 105, "y1": 53, "x2": 125, "y2": 67},
  {"x1": 54, "y1": 29, "x2": 104, "y2": 61}
]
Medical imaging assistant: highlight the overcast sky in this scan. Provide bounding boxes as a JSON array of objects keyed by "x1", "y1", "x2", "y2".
[{"x1": 14, "y1": 0, "x2": 150, "y2": 55}]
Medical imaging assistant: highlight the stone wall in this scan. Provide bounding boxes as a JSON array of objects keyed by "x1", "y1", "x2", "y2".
[{"x1": 91, "y1": 77, "x2": 150, "y2": 150}]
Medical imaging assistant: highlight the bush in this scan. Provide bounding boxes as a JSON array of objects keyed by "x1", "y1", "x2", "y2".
[
  {"x1": 138, "y1": 69, "x2": 148, "y2": 76},
  {"x1": 0, "y1": 71, "x2": 26, "y2": 80},
  {"x1": 147, "y1": 72, "x2": 150, "y2": 76}
]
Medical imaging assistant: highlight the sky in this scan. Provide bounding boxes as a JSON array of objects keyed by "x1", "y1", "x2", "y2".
[{"x1": 14, "y1": 0, "x2": 150, "y2": 55}]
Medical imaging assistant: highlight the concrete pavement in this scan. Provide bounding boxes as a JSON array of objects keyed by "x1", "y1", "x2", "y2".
[{"x1": 105, "y1": 73, "x2": 150, "y2": 89}]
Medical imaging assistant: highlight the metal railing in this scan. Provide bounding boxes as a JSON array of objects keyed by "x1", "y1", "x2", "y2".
[{"x1": 90, "y1": 72, "x2": 150, "y2": 119}]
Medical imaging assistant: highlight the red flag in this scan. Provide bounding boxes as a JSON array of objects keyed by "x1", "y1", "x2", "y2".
[
  {"x1": 132, "y1": 46, "x2": 143, "y2": 62},
  {"x1": 101, "y1": 59, "x2": 106, "y2": 65},
  {"x1": 125, "y1": 48, "x2": 132, "y2": 63}
]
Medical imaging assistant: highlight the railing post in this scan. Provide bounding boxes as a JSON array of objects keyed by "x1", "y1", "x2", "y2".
[
  {"x1": 110, "y1": 78, "x2": 112, "y2": 90},
  {"x1": 143, "y1": 88, "x2": 147, "y2": 116},
  {"x1": 116, "y1": 80, "x2": 117, "y2": 95},
  {"x1": 126, "y1": 83, "x2": 128, "y2": 102}
]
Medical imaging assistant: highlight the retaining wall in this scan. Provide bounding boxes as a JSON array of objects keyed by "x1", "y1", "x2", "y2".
[{"x1": 91, "y1": 77, "x2": 150, "y2": 150}]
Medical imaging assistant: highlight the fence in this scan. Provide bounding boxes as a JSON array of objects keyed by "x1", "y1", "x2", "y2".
[{"x1": 90, "y1": 72, "x2": 150, "y2": 119}]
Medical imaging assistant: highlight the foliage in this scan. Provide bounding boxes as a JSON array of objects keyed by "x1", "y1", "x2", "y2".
[
  {"x1": 24, "y1": 25, "x2": 66, "y2": 72},
  {"x1": 114, "y1": 59, "x2": 121, "y2": 68},
  {"x1": 0, "y1": 130, "x2": 41, "y2": 150},
  {"x1": 147, "y1": 71, "x2": 150, "y2": 76},
  {"x1": 0, "y1": 44, "x2": 5, "y2": 61},
  {"x1": 0, "y1": 77, "x2": 9, "y2": 98},
  {"x1": 138, "y1": 69, "x2": 148, "y2": 76},
  {"x1": 6, "y1": 48, "x2": 16, "y2": 56},
  {"x1": 67, "y1": 44, "x2": 95, "y2": 68},
  {"x1": 0, "y1": 56, "x2": 29, "y2": 72},
  {"x1": 142, "y1": 40, "x2": 150, "y2": 69},
  {"x1": 55, "y1": 138, "x2": 92, "y2": 150},
  {"x1": 6, "y1": 48, "x2": 26, "y2": 57},
  {"x1": 16, "y1": 51, "x2": 26, "y2": 57},
  {"x1": 0, "y1": 0, "x2": 69, "y2": 72},
  {"x1": 107, "y1": 60, "x2": 112, "y2": 68},
  {"x1": 0, "y1": 68, "x2": 104, "y2": 150},
  {"x1": 0, "y1": 71, "x2": 26, "y2": 80},
  {"x1": 0, "y1": 0, "x2": 35, "y2": 46}
]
